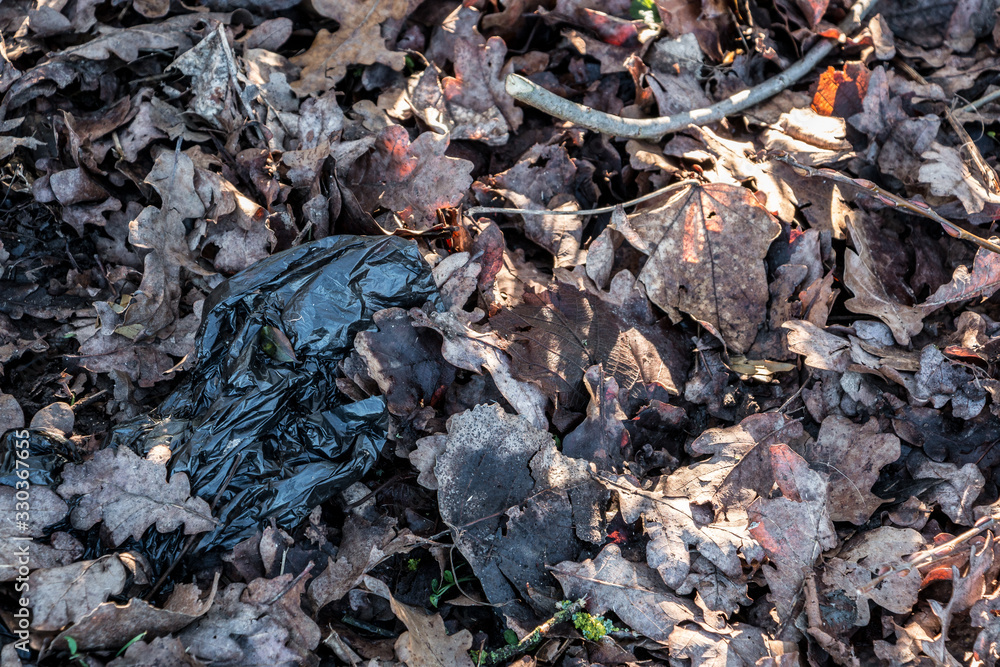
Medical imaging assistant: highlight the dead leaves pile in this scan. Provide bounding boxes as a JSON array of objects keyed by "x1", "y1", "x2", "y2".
[{"x1": 7, "y1": 0, "x2": 1000, "y2": 664}]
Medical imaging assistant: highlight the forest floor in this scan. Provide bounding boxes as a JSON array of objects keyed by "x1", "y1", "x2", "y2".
[{"x1": 5, "y1": 0, "x2": 1000, "y2": 664}]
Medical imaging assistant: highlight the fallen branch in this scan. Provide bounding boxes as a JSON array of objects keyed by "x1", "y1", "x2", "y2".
[
  {"x1": 465, "y1": 178, "x2": 698, "y2": 217},
  {"x1": 504, "y1": 0, "x2": 879, "y2": 140},
  {"x1": 771, "y1": 152, "x2": 1000, "y2": 255}
]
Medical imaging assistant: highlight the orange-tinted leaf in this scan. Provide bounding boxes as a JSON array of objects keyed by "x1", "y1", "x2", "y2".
[{"x1": 811, "y1": 62, "x2": 871, "y2": 118}]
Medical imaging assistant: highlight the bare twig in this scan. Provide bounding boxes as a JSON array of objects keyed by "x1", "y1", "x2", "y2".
[
  {"x1": 504, "y1": 0, "x2": 880, "y2": 140},
  {"x1": 465, "y1": 178, "x2": 698, "y2": 217},
  {"x1": 771, "y1": 152, "x2": 1000, "y2": 255},
  {"x1": 960, "y1": 87, "x2": 1000, "y2": 113},
  {"x1": 858, "y1": 515, "x2": 995, "y2": 594},
  {"x1": 895, "y1": 58, "x2": 1000, "y2": 193}
]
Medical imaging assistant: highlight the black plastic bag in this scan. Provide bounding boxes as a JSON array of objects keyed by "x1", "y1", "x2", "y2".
[{"x1": 108, "y1": 235, "x2": 439, "y2": 555}]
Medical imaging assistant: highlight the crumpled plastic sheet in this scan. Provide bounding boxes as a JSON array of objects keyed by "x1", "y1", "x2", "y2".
[{"x1": 2, "y1": 235, "x2": 440, "y2": 571}]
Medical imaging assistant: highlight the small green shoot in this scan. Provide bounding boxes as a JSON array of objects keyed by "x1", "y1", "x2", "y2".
[
  {"x1": 407, "y1": 557, "x2": 420, "y2": 571},
  {"x1": 116, "y1": 632, "x2": 147, "y2": 657},
  {"x1": 429, "y1": 566, "x2": 473, "y2": 607},
  {"x1": 65, "y1": 636, "x2": 89, "y2": 667}
]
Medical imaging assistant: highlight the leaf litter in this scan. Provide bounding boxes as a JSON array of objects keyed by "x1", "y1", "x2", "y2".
[{"x1": 8, "y1": 0, "x2": 1000, "y2": 664}]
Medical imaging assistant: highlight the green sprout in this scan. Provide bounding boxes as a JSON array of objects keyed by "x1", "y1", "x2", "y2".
[
  {"x1": 116, "y1": 632, "x2": 147, "y2": 657},
  {"x1": 65, "y1": 637, "x2": 89, "y2": 667},
  {"x1": 429, "y1": 566, "x2": 473, "y2": 607},
  {"x1": 407, "y1": 557, "x2": 420, "y2": 571}
]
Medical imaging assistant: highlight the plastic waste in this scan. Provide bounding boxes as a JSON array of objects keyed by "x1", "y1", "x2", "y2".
[{"x1": 95, "y1": 235, "x2": 438, "y2": 563}]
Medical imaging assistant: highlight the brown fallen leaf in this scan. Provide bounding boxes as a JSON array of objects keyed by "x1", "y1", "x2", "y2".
[
  {"x1": 350, "y1": 125, "x2": 473, "y2": 229},
  {"x1": 308, "y1": 514, "x2": 416, "y2": 609},
  {"x1": 57, "y1": 446, "x2": 215, "y2": 546},
  {"x1": 491, "y1": 284, "x2": 680, "y2": 406},
  {"x1": 919, "y1": 143, "x2": 1000, "y2": 214},
  {"x1": 843, "y1": 238, "x2": 925, "y2": 346},
  {"x1": 390, "y1": 594, "x2": 476, "y2": 667},
  {"x1": 663, "y1": 412, "x2": 808, "y2": 516},
  {"x1": 822, "y1": 526, "x2": 924, "y2": 626},
  {"x1": 50, "y1": 573, "x2": 219, "y2": 652},
  {"x1": 477, "y1": 144, "x2": 588, "y2": 267},
  {"x1": 179, "y1": 571, "x2": 321, "y2": 665},
  {"x1": 604, "y1": 473, "x2": 747, "y2": 591},
  {"x1": 289, "y1": 0, "x2": 412, "y2": 96},
  {"x1": 409, "y1": 307, "x2": 547, "y2": 429},
  {"x1": 620, "y1": 182, "x2": 781, "y2": 354},
  {"x1": 354, "y1": 307, "x2": 456, "y2": 417},
  {"x1": 432, "y1": 404, "x2": 590, "y2": 621},
  {"x1": 551, "y1": 544, "x2": 697, "y2": 643},
  {"x1": 107, "y1": 636, "x2": 207, "y2": 666},
  {"x1": 748, "y1": 444, "x2": 837, "y2": 622},
  {"x1": 802, "y1": 416, "x2": 900, "y2": 525},
  {"x1": 29, "y1": 554, "x2": 128, "y2": 631}
]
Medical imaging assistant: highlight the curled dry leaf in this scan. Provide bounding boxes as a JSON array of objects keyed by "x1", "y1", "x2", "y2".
[
  {"x1": 57, "y1": 446, "x2": 215, "y2": 546},
  {"x1": 782, "y1": 319, "x2": 850, "y2": 371},
  {"x1": 390, "y1": 594, "x2": 477, "y2": 667},
  {"x1": 409, "y1": 307, "x2": 547, "y2": 429},
  {"x1": 621, "y1": 183, "x2": 781, "y2": 354}
]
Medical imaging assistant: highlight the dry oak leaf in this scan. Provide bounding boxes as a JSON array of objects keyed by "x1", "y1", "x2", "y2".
[
  {"x1": 782, "y1": 320, "x2": 850, "y2": 371},
  {"x1": 179, "y1": 572, "x2": 320, "y2": 665},
  {"x1": 551, "y1": 544, "x2": 697, "y2": 643},
  {"x1": 605, "y1": 473, "x2": 747, "y2": 590},
  {"x1": 57, "y1": 446, "x2": 215, "y2": 546},
  {"x1": 290, "y1": 0, "x2": 412, "y2": 96},
  {"x1": 919, "y1": 143, "x2": 1000, "y2": 214},
  {"x1": 748, "y1": 444, "x2": 837, "y2": 622},
  {"x1": 822, "y1": 526, "x2": 924, "y2": 626},
  {"x1": 921, "y1": 247, "x2": 1000, "y2": 315},
  {"x1": 350, "y1": 125, "x2": 473, "y2": 228},
  {"x1": 622, "y1": 183, "x2": 781, "y2": 354},
  {"x1": 802, "y1": 416, "x2": 900, "y2": 525},
  {"x1": 308, "y1": 514, "x2": 416, "y2": 609},
  {"x1": 29, "y1": 555, "x2": 127, "y2": 631},
  {"x1": 844, "y1": 246, "x2": 925, "y2": 346},
  {"x1": 107, "y1": 636, "x2": 207, "y2": 667},
  {"x1": 51, "y1": 574, "x2": 219, "y2": 652},
  {"x1": 390, "y1": 595, "x2": 476, "y2": 667}
]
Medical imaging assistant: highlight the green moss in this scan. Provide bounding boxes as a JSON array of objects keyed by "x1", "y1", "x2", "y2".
[{"x1": 572, "y1": 611, "x2": 614, "y2": 641}]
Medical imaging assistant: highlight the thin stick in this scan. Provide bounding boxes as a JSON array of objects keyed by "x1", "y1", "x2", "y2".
[
  {"x1": 504, "y1": 0, "x2": 879, "y2": 140},
  {"x1": 894, "y1": 58, "x2": 1000, "y2": 193},
  {"x1": 858, "y1": 516, "x2": 995, "y2": 594},
  {"x1": 466, "y1": 179, "x2": 698, "y2": 217},
  {"x1": 960, "y1": 87, "x2": 1000, "y2": 113},
  {"x1": 771, "y1": 152, "x2": 1000, "y2": 255}
]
